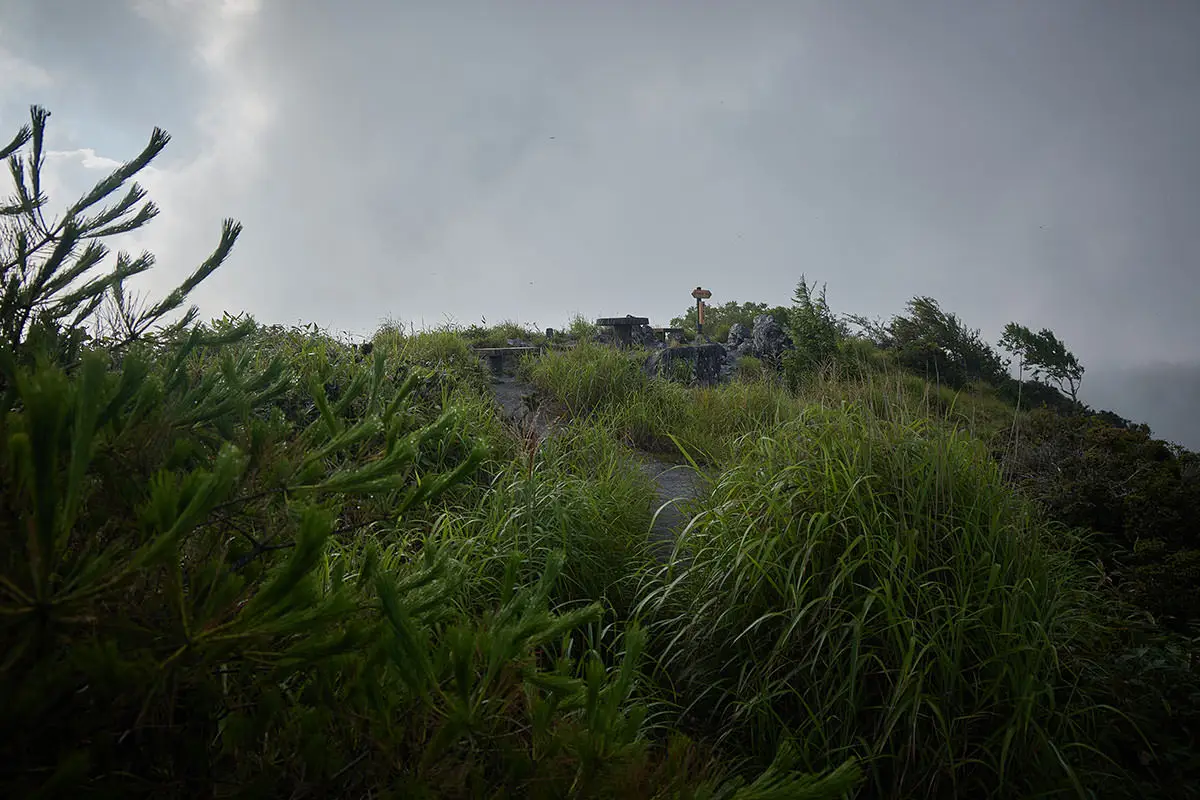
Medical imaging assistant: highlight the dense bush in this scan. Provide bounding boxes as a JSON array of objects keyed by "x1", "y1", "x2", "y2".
[
  {"x1": 1005, "y1": 409, "x2": 1200, "y2": 627},
  {"x1": 995, "y1": 402, "x2": 1200, "y2": 796},
  {"x1": 0, "y1": 331, "x2": 474, "y2": 793},
  {"x1": 459, "y1": 318, "x2": 546, "y2": 349},
  {"x1": 781, "y1": 277, "x2": 844, "y2": 386}
]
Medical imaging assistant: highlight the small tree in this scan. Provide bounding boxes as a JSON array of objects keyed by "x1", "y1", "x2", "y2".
[
  {"x1": 782, "y1": 276, "x2": 844, "y2": 382},
  {"x1": 0, "y1": 105, "x2": 239, "y2": 365},
  {"x1": 999, "y1": 322, "x2": 1084, "y2": 402}
]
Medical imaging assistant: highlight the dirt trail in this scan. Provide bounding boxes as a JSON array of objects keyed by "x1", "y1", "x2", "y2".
[
  {"x1": 634, "y1": 455, "x2": 704, "y2": 561},
  {"x1": 489, "y1": 377, "x2": 704, "y2": 560}
]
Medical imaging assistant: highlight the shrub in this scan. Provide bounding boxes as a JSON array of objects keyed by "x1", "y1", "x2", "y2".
[
  {"x1": 735, "y1": 354, "x2": 766, "y2": 382},
  {"x1": 0, "y1": 323, "x2": 486, "y2": 791},
  {"x1": 565, "y1": 313, "x2": 599, "y2": 341},
  {"x1": 1003, "y1": 409, "x2": 1200, "y2": 627},
  {"x1": 782, "y1": 277, "x2": 843, "y2": 385},
  {"x1": 460, "y1": 318, "x2": 545, "y2": 349},
  {"x1": 522, "y1": 340, "x2": 651, "y2": 417}
]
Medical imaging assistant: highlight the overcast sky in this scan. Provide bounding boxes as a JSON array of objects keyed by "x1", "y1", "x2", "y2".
[{"x1": 2, "y1": 0, "x2": 1198, "y2": 447}]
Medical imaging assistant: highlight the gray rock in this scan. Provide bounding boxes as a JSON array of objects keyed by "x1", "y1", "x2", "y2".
[
  {"x1": 751, "y1": 314, "x2": 792, "y2": 364},
  {"x1": 631, "y1": 323, "x2": 666, "y2": 349},
  {"x1": 721, "y1": 323, "x2": 754, "y2": 380},
  {"x1": 727, "y1": 322, "x2": 750, "y2": 347},
  {"x1": 718, "y1": 355, "x2": 738, "y2": 382}
]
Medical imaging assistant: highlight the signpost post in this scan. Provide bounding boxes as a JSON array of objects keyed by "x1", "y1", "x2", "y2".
[{"x1": 691, "y1": 286, "x2": 712, "y2": 339}]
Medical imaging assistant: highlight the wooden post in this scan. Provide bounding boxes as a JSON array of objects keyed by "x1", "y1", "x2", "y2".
[{"x1": 691, "y1": 286, "x2": 712, "y2": 339}]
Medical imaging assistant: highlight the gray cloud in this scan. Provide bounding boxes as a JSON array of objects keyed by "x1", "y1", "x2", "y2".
[{"x1": 2, "y1": 0, "x2": 1198, "y2": 447}]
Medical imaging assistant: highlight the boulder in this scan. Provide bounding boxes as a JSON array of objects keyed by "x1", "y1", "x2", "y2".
[
  {"x1": 751, "y1": 314, "x2": 792, "y2": 364},
  {"x1": 631, "y1": 323, "x2": 664, "y2": 349},
  {"x1": 727, "y1": 322, "x2": 750, "y2": 347}
]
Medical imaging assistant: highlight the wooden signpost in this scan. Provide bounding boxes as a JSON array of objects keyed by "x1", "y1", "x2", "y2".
[{"x1": 691, "y1": 286, "x2": 712, "y2": 338}]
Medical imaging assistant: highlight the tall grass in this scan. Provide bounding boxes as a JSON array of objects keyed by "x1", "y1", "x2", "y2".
[
  {"x1": 522, "y1": 341, "x2": 653, "y2": 417},
  {"x1": 372, "y1": 322, "x2": 490, "y2": 386},
  {"x1": 56, "y1": 322, "x2": 1114, "y2": 796},
  {"x1": 429, "y1": 421, "x2": 658, "y2": 616},
  {"x1": 525, "y1": 341, "x2": 1018, "y2": 465},
  {"x1": 798, "y1": 359, "x2": 1021, "y2": 446},
  {"x1": 637, "y1": 403, "x2": 1096, "y2": 798},
  {"x1": 1, "y1": 312, "x2": 869, "y2": 796},
  {"x1": 525, "y1": 342, "x2": 807, "y2": 461}
]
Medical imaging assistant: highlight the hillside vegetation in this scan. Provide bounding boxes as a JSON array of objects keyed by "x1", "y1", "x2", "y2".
[{"x1": 2, "y1": 107, "x2": 1197, "y2": 799}]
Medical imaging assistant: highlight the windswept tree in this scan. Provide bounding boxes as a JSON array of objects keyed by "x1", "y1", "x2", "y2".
[
  {"x1": 887, "y1": 296, "x2": 1009, "y2": 388},
  {"x1": 999, "y1": 322, "x2": 1084, "y2": 402}
]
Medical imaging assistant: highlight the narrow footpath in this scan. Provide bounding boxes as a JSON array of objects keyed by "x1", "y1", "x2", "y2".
[
  {"x1": 634, "y1": 454, "x2": 703, "y2": 561},
  {"x1": 489, "y1": 376, "x2": 704, "y2": 560}
]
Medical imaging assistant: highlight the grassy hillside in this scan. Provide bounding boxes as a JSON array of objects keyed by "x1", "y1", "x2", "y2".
[
  {"x1": 3, "y1": 107, "x2": 1197, "y2": 798},
  {"x1": 5, "y1": 314, "x2": 1196, "y2": 798}
]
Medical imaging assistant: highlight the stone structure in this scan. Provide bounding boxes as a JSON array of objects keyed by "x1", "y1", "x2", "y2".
[
  {"x1": 596, "y1": 316, "x2": 657, "y2": 349},
  {"x1": 725, "y1": 322, "x2": 753, "y2": 360},
  {"x1": 644, "y1": 343, "x2": 725, "y2": 387},
  {"x1": 472, "y1": 346, "x2": 540, "y2": 378}
]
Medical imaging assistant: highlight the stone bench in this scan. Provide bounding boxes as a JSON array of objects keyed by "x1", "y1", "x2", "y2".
[{"x1": 596, "y1": 316, "x2": 650, "y2": 348}]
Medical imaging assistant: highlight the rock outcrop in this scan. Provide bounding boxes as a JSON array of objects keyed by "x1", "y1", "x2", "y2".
[
  {"x1": 750, "y1": 314, "x2": 792, "y2": 365},
  {"x1": 725, "y1": 322, "x2": 753, "y2": 360},
  {"x1": 717, "y1": 314, "x2": 795, "y2": 380},
  {"x1": 631, "y1": 322, "x2": 663, "y2": 349}
]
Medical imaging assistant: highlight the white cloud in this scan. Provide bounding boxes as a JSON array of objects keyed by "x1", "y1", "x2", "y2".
[
  {"x1": 46, "y1": 149, "x2": 123, "y2": 171},
  {"x1": 0, "y1": 42, "x2": 53, "y2": 98},
  {"x1": 19, "y1": 0, "x2": 274, "y2": 325},
  {"x1": 111, "y1": 0, "x2": 274, "y2": 314}
]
